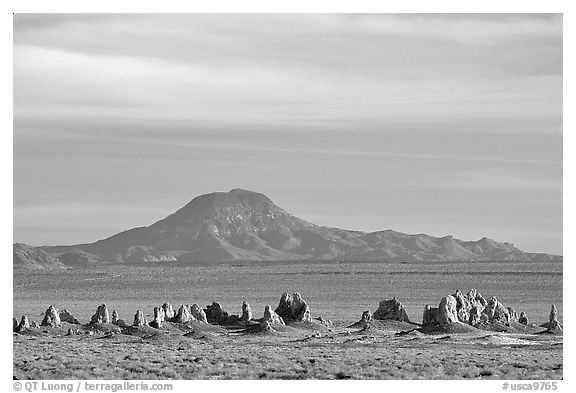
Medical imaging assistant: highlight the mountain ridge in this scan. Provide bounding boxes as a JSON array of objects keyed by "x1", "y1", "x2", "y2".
[{"x1": 14, "y1": 188, "x2": 562, "y2": 268}]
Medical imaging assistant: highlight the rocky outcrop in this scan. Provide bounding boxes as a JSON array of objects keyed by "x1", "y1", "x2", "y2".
[
  {"x1": 507, "y1": 307, "x2": 518, "y2": 322},
  {"x1": 541, "y1": 304, "x2": 563, "y2": 332},
  {"x1": 149, "y1": 307, "x2": 163, "y2": 329},
  {"x1": 549, "y1": 304, "x2": 558, "y2": 322},
  {"x1": 262, "y1": 305, "x2": 285, "y2": 325},
  {"x1": 190, "y1": 304, "x2": 207, "y2": 323},
  {"x1": 205, "y1": 302, "x2": 229, "y2": 325},
  {"x1": 89, "y1": 304, "x2": 110, "y2": 325},
  {"x1": 174, "y1": 305, "x2": 193, "y2": 323},
  {"x1": 468, "y1": 306, "x2": 482, "y2": 326},
  {"x1": 13, "y1": 317, "x2": 18, "y2": 331},
  {"x1": 111, "y1": 310, "x2": 120, "y2": 325},
  {"x1": 15, "y1": 316, "x2": 30, "y2": 332},
  {"x1": 360, "y1": 310, "x2": 372, "y2": 323},
  {"x1": 241, "y1": 301, "x2": 252, "y2": 322},
  {"x1": 518, "y1": 311, "x2": 528, "y2": 326},
  {"x1": 453, "y1": 290, "x2": 472, "y2": 323},
  {"x1": 59, "y1": 309, "x2": 80, "y2": 324},
  {"x1": 373, "y1": 298, "x2": 411, "y2": 322},
  {"x1": 422, "y1": 305, "x2": 439, "y2": 326},
  {"x1": 481, "y1": 297, "x2": 510, "y2": 323},
  {"x1": 41, "y1": 305, "x2": 61, "y2": 327},
  {"x1": 161, "y1": 303, "x2": 175, "y2": 322},
  {"x1": 464, "y1": 288, "x2": 487, "y2": 311},
  {"x1": 438, "y1": 296, "x2": 459, "y2": 325},
  {"x1": 275, "y1": 292, "x2": 311, "y2": 324},
  {"x1": 133, "y1": 310, "x2": 145, "y2": 326}
]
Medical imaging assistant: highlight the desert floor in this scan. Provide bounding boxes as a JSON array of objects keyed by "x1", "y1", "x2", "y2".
[
  {"x1": 14, "y1": 262, "x2": 563, "y2": 379},
  {"x1": 13, "y1": 320, "x2": 562, "y2": 380}
]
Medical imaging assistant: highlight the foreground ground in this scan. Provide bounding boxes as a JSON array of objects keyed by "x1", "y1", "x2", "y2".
[
  {"x1": 13, "y1": 263, "x2": 563, "y2": 379},
  {"x1": 13, "y1": 320, "x2": 562, "y2": 380}
]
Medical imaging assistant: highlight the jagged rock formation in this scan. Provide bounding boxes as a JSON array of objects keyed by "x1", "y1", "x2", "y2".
[
  {"x1": 465, "y1": 288, "x2": 487, "y2": 310},
  {"x1": 149, "y1": 307, "x2": 163, "y2": 329},
  {"x1": 111, "y1": 310, "x2": 120, "y2": 325},
  {"x1": 262, "y1": 305, "x2": 285, "y2": 325},
  {"x1": 41, "y1": 305, "x2": 61, "y2": 327},
  {"x1": 507, "y1": 307, "x2": 518, "y2": 322},
  {"x1": 541, "y1": 304, "x2": 563, "y2": 332},
  {"x1": 241, "y1": 301, "x2": 252, "y2": 322},
  {"x1": 482, "y1": 297, "x2": 510, "y2": 323},
  {"x1": 348, "y1": 309, "x2": 378, "y2": 329},
  {"x1": 373, "y1": 298, "x2": 410, "y2": 322},
  {"x1": 550, "y1": 304, "x2": 558, "y2": 322},
  {"x1": 161, "y1": 303, "x2": 175, "y2": 322},
  {"x1": 275, "y1": 292, "x2": 311, "y2": 324},
  {"x1": 174, "y1": 305, "x2": 193, "y2": 323},
  {"x1": 15, "y1": 316, "x2": 30, "y2": 332},
  {"x1": 423, "y1": 289, "x2": 523, "y2": 331},
  {"x1": 360, "y1": 310, "x2": 372, "y2": 323},
  {"x1": 205, "y1": 302, "x2": 230, "y2": 325},
  {"x1": 89, "y1": 304, "x2": 110, "y2": 325},
  {"x1": 438, "y1": 296, "x2": 459, "y2": 325},
  {"x1": 59, "y1": 310, "x2": 80, "y2": 324},
  {"x1": 422, "y1": 305, "x2": 439, "y2": 326},
  {"x1": 133, "y1": 310, "x2": 145, "y2": 326},
  {"x1": 190, "y1": 304, "x2": 207, "y2": 323},
  {"x1": 21, "y1": 316, "x2": 31, "y2": 330},
  {"x1": 469, "y1": 306, "x2": 482, "y2": 326},
  {"x1": 452, "y1": 290, "x2": 471, "y2": 323},
  {"x1": 421, "y1": 288, "x2": 540, "y2": 333}
]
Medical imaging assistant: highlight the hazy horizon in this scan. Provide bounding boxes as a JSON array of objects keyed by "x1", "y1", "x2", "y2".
[{"x1": 13, "y1": 14, "x2": 562, "y2": 254}]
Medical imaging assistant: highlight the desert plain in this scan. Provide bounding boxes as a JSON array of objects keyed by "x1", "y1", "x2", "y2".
[{"x1": 13, "y1": 261, "x2": 563, "y2": 380}]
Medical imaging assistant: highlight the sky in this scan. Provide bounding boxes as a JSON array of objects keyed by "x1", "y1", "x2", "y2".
[{"x1": 13, "y1": 14, "x2": 563, "y2": 254}]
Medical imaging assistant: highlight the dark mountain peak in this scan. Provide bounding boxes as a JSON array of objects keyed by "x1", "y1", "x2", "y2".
[
  {"x1": 183, "y1": 188, "x2": 274, "y2": 212},
  {"x1": 478, "y1": 236, "x2": 494, "y2": 243},
  {"x1": 229, "y1": 187, "x2": 255, "y2": 194},
  {"x1": 227, "y1": 188, "x2": 277, "y2": 210},
  {"x1": 150, "y1": 189, "x2": 300, "y2": 231},
  {"x1": 28, "y1": 189, "x2": 561, "y2": 266},
  {"x1": 476, "y1": 237, "x2": 510, "y2": 248}
]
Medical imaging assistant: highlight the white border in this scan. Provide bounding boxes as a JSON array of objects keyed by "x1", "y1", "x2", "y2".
[{"x1": 3, "y1": 1, "x2": 571, "y2": 391}]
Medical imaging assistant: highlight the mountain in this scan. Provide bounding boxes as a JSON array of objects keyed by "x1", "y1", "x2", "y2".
[
  {"x1": 16, "y1": 188, "x2": 561, "y2": 267},
  {"x1": 13, "y1": 243, "x2": 65, "y2": 270}
]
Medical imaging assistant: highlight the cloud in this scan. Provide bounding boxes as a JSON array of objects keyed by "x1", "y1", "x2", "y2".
[
  {"x1": 424, "y1": 168, "x2": 562, "y2": 192},
  {"x1": 12, "y1": 14, "x2": 563, "y2": 253},
  {"x1": 14, "y1": 41, "x2": 561, "y2": 129}
]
